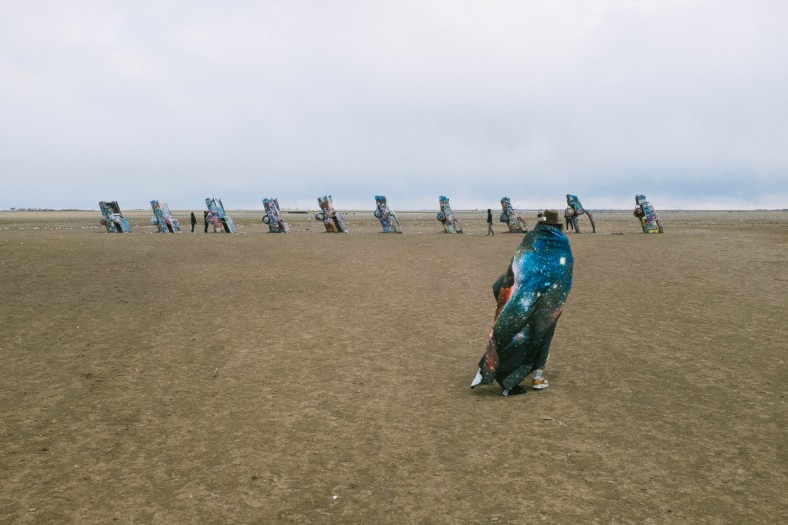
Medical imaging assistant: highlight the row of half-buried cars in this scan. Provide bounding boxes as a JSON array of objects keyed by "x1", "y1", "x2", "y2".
[{"x1": 99, "y1": 194, "x2": 664, "y2": 235}]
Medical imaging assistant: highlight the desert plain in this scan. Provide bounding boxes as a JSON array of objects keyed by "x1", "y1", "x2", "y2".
[{"x1": 1, "y1": 209, "x2": 786, "y2": 524}]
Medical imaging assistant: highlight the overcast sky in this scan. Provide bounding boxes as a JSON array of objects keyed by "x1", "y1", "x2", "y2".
[{"x1": 1, "y1": 1, "x2": 786, "y2": 211}]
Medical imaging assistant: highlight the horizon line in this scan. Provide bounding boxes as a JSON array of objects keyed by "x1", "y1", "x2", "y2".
[{"x1": 2, "y1": 208, "x2": 786, "y2": 213}]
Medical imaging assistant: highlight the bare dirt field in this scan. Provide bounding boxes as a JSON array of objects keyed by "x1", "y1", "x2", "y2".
[{"x1": 1, "y1": 209, "x2": 786, "y2": 524}]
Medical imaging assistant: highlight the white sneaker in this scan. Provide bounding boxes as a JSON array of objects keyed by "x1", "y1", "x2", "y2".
[{"x1": 532, "y1": 377, "x2": 549, "y2": 390}]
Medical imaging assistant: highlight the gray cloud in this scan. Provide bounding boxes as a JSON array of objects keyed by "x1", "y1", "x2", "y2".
[{"x1": 1, "y1": 1, "x2": 786, "y2": 210}]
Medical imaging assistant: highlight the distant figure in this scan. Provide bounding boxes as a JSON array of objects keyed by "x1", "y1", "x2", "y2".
[
  {"x1": 486, "y1": 209, "x2": 495, "y2": 236},
  {"x1": 190, "y1": 212, "x2": 197, "y2": 233},
  {"x1": 564, "y1": 207, "x2": 575, "y2": 233},
  {"x1": 471, "y1": 209, "x2": 574, "y2": 396},
  {"x1": 203, "y1": 211, "x2": 209, "y2": 233}
]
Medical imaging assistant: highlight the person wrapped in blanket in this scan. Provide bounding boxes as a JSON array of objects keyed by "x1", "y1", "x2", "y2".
[{"x1": 471, "y1": 209, "x2": 574, "y2": 396}]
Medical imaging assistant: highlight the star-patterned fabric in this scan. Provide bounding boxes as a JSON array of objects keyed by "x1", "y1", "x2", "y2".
[{"x1": 476, "y1": 223, "x2": 574, "y2": 390}]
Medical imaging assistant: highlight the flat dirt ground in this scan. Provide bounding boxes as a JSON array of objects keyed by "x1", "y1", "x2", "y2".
[{"x1": 1, "y1": 209, "x2": 786, "y2": 524}]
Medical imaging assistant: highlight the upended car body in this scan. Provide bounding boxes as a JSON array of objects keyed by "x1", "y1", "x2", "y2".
[
  {"x1": 633, "y1": 194, "x2": 663, "y2": 233},
  {"x1": 499, "y1": 197, "x2": 527, "y2": 233},
  {"x1": 315, "y1": 195, "x2": 349, "y2": 233},
  {"x1": 205, "y1": 197, "x2": 237, "y2": 234},
  {"x1": 99, "y1": 200, "x2": 131, "y2": 233},
  {"x1": 150, "y1": 200, "x2": 181, "y2": 233},
  {"x1": 436, "y1": 195, "x2": 463, "y2": 233},
  {"x1": 374, "y1": 195, "x2": 402, "y2": 233},
  {"x1": 262, "y1": 198, "x2": 289, "y2": 233},
  {"x1": 564, "y1": 194, "x2": 596, "y2": 233}
]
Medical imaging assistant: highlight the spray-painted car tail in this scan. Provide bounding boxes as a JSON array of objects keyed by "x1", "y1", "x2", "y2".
[
  {"x1": 262, "y1": 198, "x2": 289, "y2": 233},
  {"x1": 633, "y1": 194, "x2": 663, "y2": 233},
  {"x1": 205, "y1": 198, "x2": 237, "y2": 233},
  {"x1": 374, "y1": 195, "x2": 402, "y2": 233},
  {"x1": 150, "y1": 200, "x2": 182, "y2": 233},
  {"x1": 436, "y1": 195, "x2": 463, "y2": 233},
  {"x1": 565, "y1": 194, "x2": 596, "y2": 233},
  {"x1": 499, "y1": 197, "x2": 527, "y2": 233},
  {"x1": 315, "y1": 195, "x2": 349, "y2": 233},
  {"x1": 99, "y1": 201, "x2": 131, "y2": 233}
]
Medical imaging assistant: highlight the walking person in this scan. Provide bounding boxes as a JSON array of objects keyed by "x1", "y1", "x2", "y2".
[
  {"x1": 190, "y1": 212, "x2": 197, "y2": 233},
  {"x1": 486, "y1": 208, "x2": 495, "y2": 236},
  {"x1": 471, "y1": 209, "x2": 574, "y2": 396}
]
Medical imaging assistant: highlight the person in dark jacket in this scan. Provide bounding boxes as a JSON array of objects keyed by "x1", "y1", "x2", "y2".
[
  {"x1": 471, "y1": 209, "x2": 574, "y2": 396},
  {"x1": 203, "y1": 211, "x2": 209, "y2": 233},
  {"x1": 190, "y1": 212, "x2": 197, "y2": 233},
  {"x1": 486, "y1": 209, "x2": 495, "y2": 236}
]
